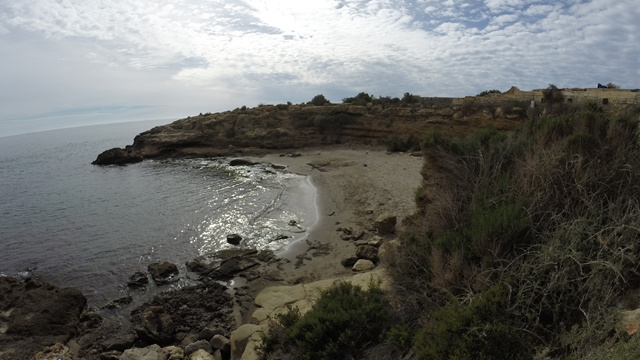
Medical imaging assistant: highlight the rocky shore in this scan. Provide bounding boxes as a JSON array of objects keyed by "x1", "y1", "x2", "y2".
[
  {"x1": 4, "y1": 99, "x2": 528, "y2": 359},
  {"x1": 2, "y1": 146, "x2": 425, "y2": 360}
]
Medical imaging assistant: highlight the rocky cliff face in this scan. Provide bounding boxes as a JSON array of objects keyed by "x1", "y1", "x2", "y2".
[{"x1": 93, "y1": 101, "x2": 527, "y2": 165}]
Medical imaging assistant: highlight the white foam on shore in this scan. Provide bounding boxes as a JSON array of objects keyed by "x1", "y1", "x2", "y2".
[{"x1": 275, "y1": 174, "x2": 320, "y2": 258}]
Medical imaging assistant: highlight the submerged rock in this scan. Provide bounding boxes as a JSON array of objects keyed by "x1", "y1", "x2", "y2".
[
  {"x1": 127, "y1": 271, "x2": 149, "y2": 288},
  {"x1": 148, "y1": 261, "x2": 179, "y2": 285}
]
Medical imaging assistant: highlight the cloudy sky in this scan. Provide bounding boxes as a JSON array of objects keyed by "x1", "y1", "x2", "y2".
[{"x1": 0, "y1": 0, "x2": 638, "y2": 136}]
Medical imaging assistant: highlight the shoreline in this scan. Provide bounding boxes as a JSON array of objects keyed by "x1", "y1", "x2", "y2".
[{"x1": 237, "y1": 145, "x2": 424, "y2": 312}]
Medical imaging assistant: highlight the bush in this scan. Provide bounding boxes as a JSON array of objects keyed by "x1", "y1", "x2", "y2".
[
  {"x1": 310, "y1": 94, "x2": 329, "y2": 106},
  {"x1": 414, "y1": 284, "x2": 532, "y2": 360},
  {"x1": 477, "y1": 89, "x2": 502, "y2": 96},
  {"x1": 259, "y1": 281, "x2": 392, "y2": 360},
  {"x1": 342, "y1": 92, "x2": 373, "y2": 106},
  {"x1": 391, "y1": 110, "x2": 640, "y2": 358}
]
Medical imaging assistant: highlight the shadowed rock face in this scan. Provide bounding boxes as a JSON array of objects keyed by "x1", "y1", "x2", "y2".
[
  {"x1": 92, "y1": 102, "x2": 525, "y2": 165},
  {"x1": 0, "y1": 277, "x2": 87, "y2": 360}
]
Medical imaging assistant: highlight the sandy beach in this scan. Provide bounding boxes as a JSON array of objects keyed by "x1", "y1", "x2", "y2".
[{"x1": 239, "y1": 146, "x2": 424, "y2": 318}]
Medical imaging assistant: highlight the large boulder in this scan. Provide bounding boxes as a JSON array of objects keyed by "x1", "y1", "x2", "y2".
[
  {"x1": 148, "y1": 261, "x2": 179, "y2": 285},
  {"x1": 352, "y1": 259, "x2": 376, "y2": 272},
  {"x1": 134, "y1": 306, "x2": 176, "y2": 345},
  {"x1": 356, "y1": 245, "x2": 379, "y2": 263},
  {"x1": 373, "y1": 213, "x2": 397, "y2": 235}
]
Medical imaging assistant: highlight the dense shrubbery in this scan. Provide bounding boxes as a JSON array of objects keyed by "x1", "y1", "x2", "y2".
[
  {"x1": 391, "y1": 105, "x2": 640, "y2": 358},
  {"x1": 258, "y1": 281, "x2": 391, "y2": 360}
]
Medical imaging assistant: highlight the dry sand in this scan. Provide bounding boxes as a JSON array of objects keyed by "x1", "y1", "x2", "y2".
[{"x1": 240, "y1": 146, "x2": 424, "y2": 308}]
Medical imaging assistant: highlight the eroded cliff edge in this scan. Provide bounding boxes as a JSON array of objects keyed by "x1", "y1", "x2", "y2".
[{"x1": 93, "y1": 100, "x2": 526, "y2": 165}]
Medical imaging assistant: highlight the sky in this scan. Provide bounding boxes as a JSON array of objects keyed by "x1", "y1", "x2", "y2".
[{"x1": 0, "y1": 0, "x2": 638, "y2": 137}]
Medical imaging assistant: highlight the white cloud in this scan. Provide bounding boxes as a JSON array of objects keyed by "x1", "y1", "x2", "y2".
[{"x1": 0, "y1": 0, "x2": 638, "y2": 136}]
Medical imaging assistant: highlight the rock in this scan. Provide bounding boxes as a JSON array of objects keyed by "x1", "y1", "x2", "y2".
[
  {"x1": 92, "y1": 147, "x2": 143, "y2": 165},
  {"x1": 352, "y1": 259, "x2": 376, "y2": 272},
  {"x1": 103, "y1": 295, "x2": 133, "y2": 309},
  {"x1": 341, "y1": 256, "x2": 359, "y2": 267},
  {"x1": 185, "y1": 339, "x2": 213, "y2": 356},
  {"x1": 217, "y1": 257, "x2": 259, "y2": 276},
  {"x1": 230, "y1": 324, "x2": 265, "y2": 360},
  {"x1": 229, "y1": 159, "x2": 256, "y2": 166},
  {"x1": 620, "y1": 308, "x2": 640, "y2": 335},
  {"x1": 226, "y1": 234, "x2": 243, "y2": 245},
  {"x1": 373, "y1": 213, "x2": 396, "y2": 235},
  {"x1": 0, "y1": 277, "x2": 86, "y2": 360},
  {"x1": 102, "y1": 333, "x2": 137, "y2": 352},
  {"x1": 162, "y1": 346, "x2": 185, "y2": 360},
  {"x1": 188, "y1": 349, "x2": 216, "y2": 360},
  {"x1": 29, "y1": 343, "x2": 73, "y2": 360},
  {"x1": 99, "y1": 350, "x2": 121, "y2": 360},
  {"x1": 198, "y1": 326, "x2": 225, "y2": 340},
  {"x1": 134, "y1": 306, "x2": 175, "y2": 345},
  {"x1": 356, "y1": 245, "x2": 379, "y2": 262},
  {"x1": 80, "y1": 312, "x2": 104, "y2": 330},
  {"x1": 186, "y1": 259, "x2": 214, "y2": 276},
  {"x1": 121, "y1": 344, "x2": 163, "y2": 360},
  {"x1": 128, "y1": 271, "x2": 149, "y2": 288},
  {"x1": 210, "y1": 334, "x2": 231, "y2": 353},
  {"x1": 148, "y1": 261, "x2": 179, "y2": 285}
]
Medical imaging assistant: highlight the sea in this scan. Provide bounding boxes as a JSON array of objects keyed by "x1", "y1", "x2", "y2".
[{"x1": 0, "y1": 119, "x2": 317, "y2": 310}]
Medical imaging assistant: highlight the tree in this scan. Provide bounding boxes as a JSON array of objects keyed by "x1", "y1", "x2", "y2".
[{"x1": 606, "y1": 82, "x2": 620, "y2": 89}]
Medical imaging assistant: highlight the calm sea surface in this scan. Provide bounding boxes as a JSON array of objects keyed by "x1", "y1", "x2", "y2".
[{"x1": 0, "y1": 120, "x2": 316, "y2": 309}]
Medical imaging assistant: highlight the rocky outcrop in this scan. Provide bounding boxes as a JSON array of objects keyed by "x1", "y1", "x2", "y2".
[
  {"x1": 0, "y1": 277, "x2": 87, "y2": 360},
  {"x1": 93, "y1": 102, "x2": 526, "y2": 165},
  {"x1": 148, "y1": 261, "x2": 179, "y2": 285}
]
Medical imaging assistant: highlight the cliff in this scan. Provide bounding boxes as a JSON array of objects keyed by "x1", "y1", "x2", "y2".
[{"x1": 93, "y1": 101, "x2": 526, "y2": 165}]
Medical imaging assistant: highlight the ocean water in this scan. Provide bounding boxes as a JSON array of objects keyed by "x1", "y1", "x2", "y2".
[{"x1": 0, "y1": 120, "x2": 316, "y2": 309}]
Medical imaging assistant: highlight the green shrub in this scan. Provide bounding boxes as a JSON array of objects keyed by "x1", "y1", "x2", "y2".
[
  {"x1": 414, "y1": 284, "x2": 532, "y2": 360},
  {"x1": 393, "y1": 110, "x2": 640, "y2": 358},
  {"x1": 259, "y1": 281, "x2": 391, "y2": 360}
]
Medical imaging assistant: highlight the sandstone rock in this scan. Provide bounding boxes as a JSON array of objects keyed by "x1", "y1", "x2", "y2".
[
  {"x1": 373, "y1": 213, "x2": 396, "y2": 235},
  {"x1": 121, "y1": 344, "x2": 163, "y2": 360},
  {"x1": 134, "y1": 306, "x2": 175, "y2": 345},
  {"x1": 148, "y1": 261, "x2": 179, "y2": 285},
  {"x1": 29, "y1": 343, "x2": 72, "y2": 360},
  {"x1": 185, "y1": 339, "x2": 213, "y2": 356},
  {"x1": 188, "y1": 349, "x2": 216, "y2": 360},
  {"x1": 352, "y1": 259, "x2": 376, "y2": 272},
  {"x1": 226, "y1": 234, "x2": 243, "y2": 245},
  {"x1": 162, "y1": 346, "x2": 184, "y2": 360},
  {"x1": 230, "y1": 324, "x2": 266, "y2": 360},
  {"x1": 356, "y1": 245, "x2": 379, "y2": 263},
  {"x1": 127, "y1": 271, "x2": 149, "y2": 288},
  {"x1": 210, "y1": 334, "x2": 231, "y2": 353}
]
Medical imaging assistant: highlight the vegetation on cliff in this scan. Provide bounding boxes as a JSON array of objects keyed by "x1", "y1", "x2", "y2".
[{"x1": 392, "y1": 102, "x2": 640, "y2": 359}]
